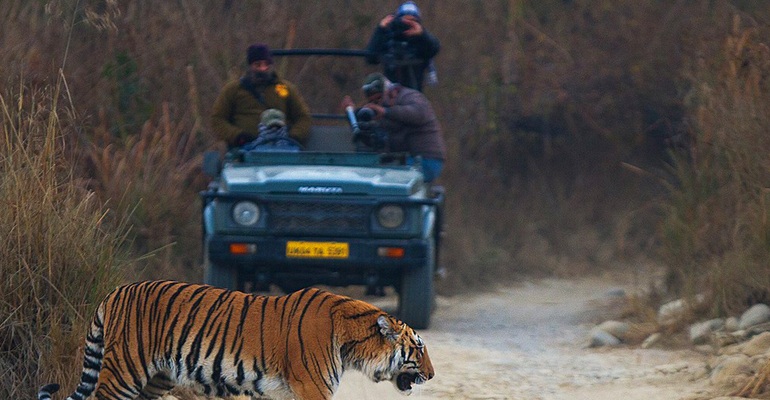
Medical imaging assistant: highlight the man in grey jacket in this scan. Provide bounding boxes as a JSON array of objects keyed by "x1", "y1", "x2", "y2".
[{"x1": 343, "y1": 72, "x2": 446, "y2": 182}]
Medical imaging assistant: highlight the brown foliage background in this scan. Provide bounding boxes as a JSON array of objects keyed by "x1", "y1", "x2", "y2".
[
  {"x1": 2, "y1": 0, "x2": 770, "y2": 396},
  {"x1": 2, "y1": 0, "x2": 769, "y2": 288}
]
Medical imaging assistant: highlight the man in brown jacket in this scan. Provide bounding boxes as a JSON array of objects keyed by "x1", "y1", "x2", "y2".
[
  {"x1": 342, "y1": 72, "x2": 446, "y2": 182},
  {"x1": 211, "y1": 43, "x2": 311, "y2": 148}
]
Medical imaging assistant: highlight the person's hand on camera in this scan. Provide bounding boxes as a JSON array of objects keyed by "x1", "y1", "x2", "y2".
[
  {"x1": 400, "y1": 15, "x2": 423, "y2": 36},
  {"x1": 341, "y1": 95, "x2": 355, "y2": 110},
  {"x1": 379, "y1": 14, "x2": 395, "y2": 28}
]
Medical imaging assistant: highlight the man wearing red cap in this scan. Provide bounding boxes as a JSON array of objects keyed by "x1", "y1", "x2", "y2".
[{"x1": 211, "y1": 43, "x2": 311, "y2": 148}]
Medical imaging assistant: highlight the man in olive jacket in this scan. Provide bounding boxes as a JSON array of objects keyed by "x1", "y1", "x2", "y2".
[{"x1": 211, "y1": 43, "x2": 311, "y2": 148}]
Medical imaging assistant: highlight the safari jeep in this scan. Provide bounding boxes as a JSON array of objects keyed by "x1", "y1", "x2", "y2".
[{"x1": 200, "y1": 49, "x2": 443, "y2": 329}]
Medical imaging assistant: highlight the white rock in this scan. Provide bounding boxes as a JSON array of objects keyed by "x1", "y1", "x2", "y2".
[
  {"x1": 725, "y1": 316, "x2": 740, "y2": 331},
  {"x1": 689, "y1": 318, "x2": 724, "y2": 344},
  {"x1": 589, "y1": 327, "x2": 621, "y2": 347},
  {"x1": 739, "y1": 304, "x2": 770, "y2": 329},
  {"x1": 596, "y1": 320, "x2": 630, "y2": 341},
  {"x1": 658, "y1": 294, "x2": 707, "y2": 324}
]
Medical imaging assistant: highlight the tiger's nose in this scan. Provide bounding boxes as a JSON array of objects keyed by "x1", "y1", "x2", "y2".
[{"x1": 426, "y1": 370, "x2": 434, "y2": 380}]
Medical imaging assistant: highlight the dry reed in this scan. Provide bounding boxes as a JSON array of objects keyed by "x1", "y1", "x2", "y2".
[{"x1": 0, "y1": 83, "x2": 133, "y2": 397}]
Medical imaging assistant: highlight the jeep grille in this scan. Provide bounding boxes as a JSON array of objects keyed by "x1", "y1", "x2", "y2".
[{"x1": 266, "y1": 202, "x2": 370, "y2": 234}]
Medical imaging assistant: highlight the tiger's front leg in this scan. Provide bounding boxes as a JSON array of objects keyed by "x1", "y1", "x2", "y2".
[
  {"x1": 136, "y1": 372, "x2": 175, "y2": 399},
  {"x1": 288, "y1": 380, "x2": 334, "y2": 400}
]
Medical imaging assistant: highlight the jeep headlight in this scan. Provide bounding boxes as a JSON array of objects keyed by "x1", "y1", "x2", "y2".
[
  {"x1": 377, "y1": 204, "x2": 405, "y2": 229},
  {"x1": 232, "y1": 201, "x2": 260, "y2": 226}
]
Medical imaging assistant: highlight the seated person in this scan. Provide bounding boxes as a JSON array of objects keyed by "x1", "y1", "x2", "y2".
[
  {"x1": 211, "y1": 43, "x2": 311, "y2": 149},
  {"x1": 241, "y1": 109, "x2": 302, "y2": 152}
]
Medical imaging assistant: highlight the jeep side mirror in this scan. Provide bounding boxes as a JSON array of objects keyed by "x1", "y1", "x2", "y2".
[{"x1": 202, "y1": 151, "x2": 222, "y2": 177}]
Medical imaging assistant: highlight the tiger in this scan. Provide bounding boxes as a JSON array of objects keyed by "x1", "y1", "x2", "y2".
[{"x1": 37, "y1": 280, "x2": 434, "y2": 400}]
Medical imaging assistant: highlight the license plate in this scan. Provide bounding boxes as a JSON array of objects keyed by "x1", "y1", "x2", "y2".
[{"x1": 286, "y1": 241, "x2": 349, "y2": 259}]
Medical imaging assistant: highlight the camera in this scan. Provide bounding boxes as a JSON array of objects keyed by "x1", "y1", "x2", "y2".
[
  {"x1": 351, "y1": 107, "x2": 388, "y2": 152},
  {"x1": 355, "y1": 107, "x2": 378, "y2": 133},
  {"x1": 356, "y1": 107, "x2": 376, "y2": 122},
  {"x1": 390, "y1": 16, "x2": 410, "y2": 36}
]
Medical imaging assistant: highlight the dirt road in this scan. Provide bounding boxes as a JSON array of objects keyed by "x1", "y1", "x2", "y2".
[{"x1": 334, "y1": 275, "x2": 716, "y2": 400}]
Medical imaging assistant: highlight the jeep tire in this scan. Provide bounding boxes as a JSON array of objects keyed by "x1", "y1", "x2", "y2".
[
  {"x1": 398, "y1": 237, "x2": 435, "y2": 329},
  {"x1": 203, "y1": 239, "x2": 239, "y2": 291}
]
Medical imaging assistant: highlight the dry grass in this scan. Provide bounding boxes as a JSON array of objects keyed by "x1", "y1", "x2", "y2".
[
  {"x1": 0, "y1": 83, "x2": 133, "y2": 397},
  {"x1": 661, "y1": 14, "x2": 770, "y2": 314},
  {"x1": 86, "y1": 99, "x2": 210, "y2": 280}
]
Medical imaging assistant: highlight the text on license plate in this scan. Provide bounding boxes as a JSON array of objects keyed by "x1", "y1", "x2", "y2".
[{"x1": 286, "y1": 241, "x2": 349, "y2": 259}]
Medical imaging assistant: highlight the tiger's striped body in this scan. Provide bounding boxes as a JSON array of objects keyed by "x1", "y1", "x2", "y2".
[{"x1": 38, "y1": 280, "x2": 433, "y2": 400}]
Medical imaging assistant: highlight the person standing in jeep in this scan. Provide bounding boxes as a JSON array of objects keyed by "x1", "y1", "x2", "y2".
[
  {"x1": 342, "y1": 72, "x2": 446, "y2": 183},
  {"x1": 365, "y1": 1, "x2": 440, "y2": 92},
  {"x1": 211, "y1": 43, "x2": 312, "y2": 149}
]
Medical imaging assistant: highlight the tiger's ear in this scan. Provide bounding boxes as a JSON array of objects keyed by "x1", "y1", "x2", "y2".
[{"x1": 377, "y1": 315, "x2": 399, "y2": 341}]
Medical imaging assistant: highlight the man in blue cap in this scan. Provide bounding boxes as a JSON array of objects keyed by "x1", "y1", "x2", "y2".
[{"x1": 365, "y1": 1, "x2": 440, "y2": 92}]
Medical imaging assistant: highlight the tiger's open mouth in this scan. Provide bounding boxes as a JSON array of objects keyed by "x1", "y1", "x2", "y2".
[{"x1": 396, "y1": 372, "x2": 420, "y2": 392}]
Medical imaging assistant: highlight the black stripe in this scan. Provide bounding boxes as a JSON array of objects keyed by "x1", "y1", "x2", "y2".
[
  {"x1": 344, "y1": 309, "x2": 380, "y2": 320},
  {"x1": 259, "y1": 297, "x2": 269, "y2": 372}
]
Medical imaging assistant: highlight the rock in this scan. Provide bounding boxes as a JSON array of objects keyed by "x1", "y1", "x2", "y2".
[
  {"x1": 739, "y1": 331, "x2": 770, "y2": 357},
  {"x1": 746, "y1": 321, "x2": 770, "y2": 338},
  {"x1": 596, "y1": 320, "x2": 630, "y2": 341},
  {"x1": 739, "y1": 304, "x2": 770, "y2": 329},
  {"x1": 658, "y1": 299, "x2": 687, "y2": 325},
  {"x1": 689, "y1": 318, "x2": 724, "y2": 345},
  {"x1": 588, "y1": 327, "x2": 621, "y2": 347},
  {"x1": 641, "y1": 332, "x2": 662, "y2": 349},
  {"x1": 725, "y1": 316, "x2": 740, "y2": 332},
  {"x1": 713, "y1": 331, "x2": 746, "y2": 348},
  {"x1": 658, "y1": 294, "x2": 707, "y2": 325},
  {"x1": 709, "y1": 354, "x2": 753, "y2": 388}
]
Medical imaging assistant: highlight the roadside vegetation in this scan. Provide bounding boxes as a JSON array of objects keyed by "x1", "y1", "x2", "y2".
[
  {"x1": 1, "y1": 0, "x2": 769, "y2": 397},
  {"x1": 0, "y1": 84, "x2": 133, "y2": 397},
  {"x1": 660, "y1": 15, "x2": 770, "y2": 316}
]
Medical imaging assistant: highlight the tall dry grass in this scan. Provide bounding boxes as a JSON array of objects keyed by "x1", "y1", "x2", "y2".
[
  {"x1": 0, "y1": 82, "x2": 134, "y2": 397},
  {"x1": 86, "y1": 97, "x2": 210, "y2": 280},
  {"x1": 661, "y1": 15, "x2": 770, "y2": 315}
]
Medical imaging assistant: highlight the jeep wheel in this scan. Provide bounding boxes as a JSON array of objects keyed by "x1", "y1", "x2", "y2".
[
  {"x1": 398, "y1": 237, "x2": 435, "y2": 329},
  {"x1": 203, "y1": 240, "x2": 239, "y2": 291}
]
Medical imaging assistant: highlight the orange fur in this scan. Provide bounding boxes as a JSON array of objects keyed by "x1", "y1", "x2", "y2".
[{"x1": 38, "y1": 280, "x2": 433, "y2": 400}]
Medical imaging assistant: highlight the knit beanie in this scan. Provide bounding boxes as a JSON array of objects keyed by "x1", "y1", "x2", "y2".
[
  {"x1": 396, "y1": 1, "x2": 421, "y2": 21},
  {"x1": 362, "y1": 72, "x2": 389, "y2": 96},
  {"x1": 260, "y1": 108, "x2": 286, "y2": 128},
  {"x1": 247, "y1": 43, "x2": 273, "y2": 65}
]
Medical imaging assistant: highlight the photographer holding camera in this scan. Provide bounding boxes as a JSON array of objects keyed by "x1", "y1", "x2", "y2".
[
  {"x1": 342, "y1": 72, "x2": 446, "y2": 183},
  {"x1": 365, "y1": 1, "x2": 440, "y2": 92}
]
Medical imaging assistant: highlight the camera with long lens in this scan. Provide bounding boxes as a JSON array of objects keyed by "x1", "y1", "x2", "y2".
[
  {"x1": 350, "y1": 107, "x2": 388, "y2": 152},
  {"x1": 356, "y1": 107, "x2": 376, "y2": 124}
]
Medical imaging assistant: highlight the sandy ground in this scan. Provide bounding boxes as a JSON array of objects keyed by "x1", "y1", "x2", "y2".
[{"x1": 332, "y1": 274, "x2": 717, "y2": 400}]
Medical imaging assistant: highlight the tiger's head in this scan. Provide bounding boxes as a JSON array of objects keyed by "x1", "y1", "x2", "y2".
[{"x1": 374, "y1": 315, "x2": 434, "y2": 395}]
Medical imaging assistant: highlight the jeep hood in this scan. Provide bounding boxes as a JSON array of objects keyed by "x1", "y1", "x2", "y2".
[{"x1": 221, "y1": 164, "x2": 423, "y2": 196}]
